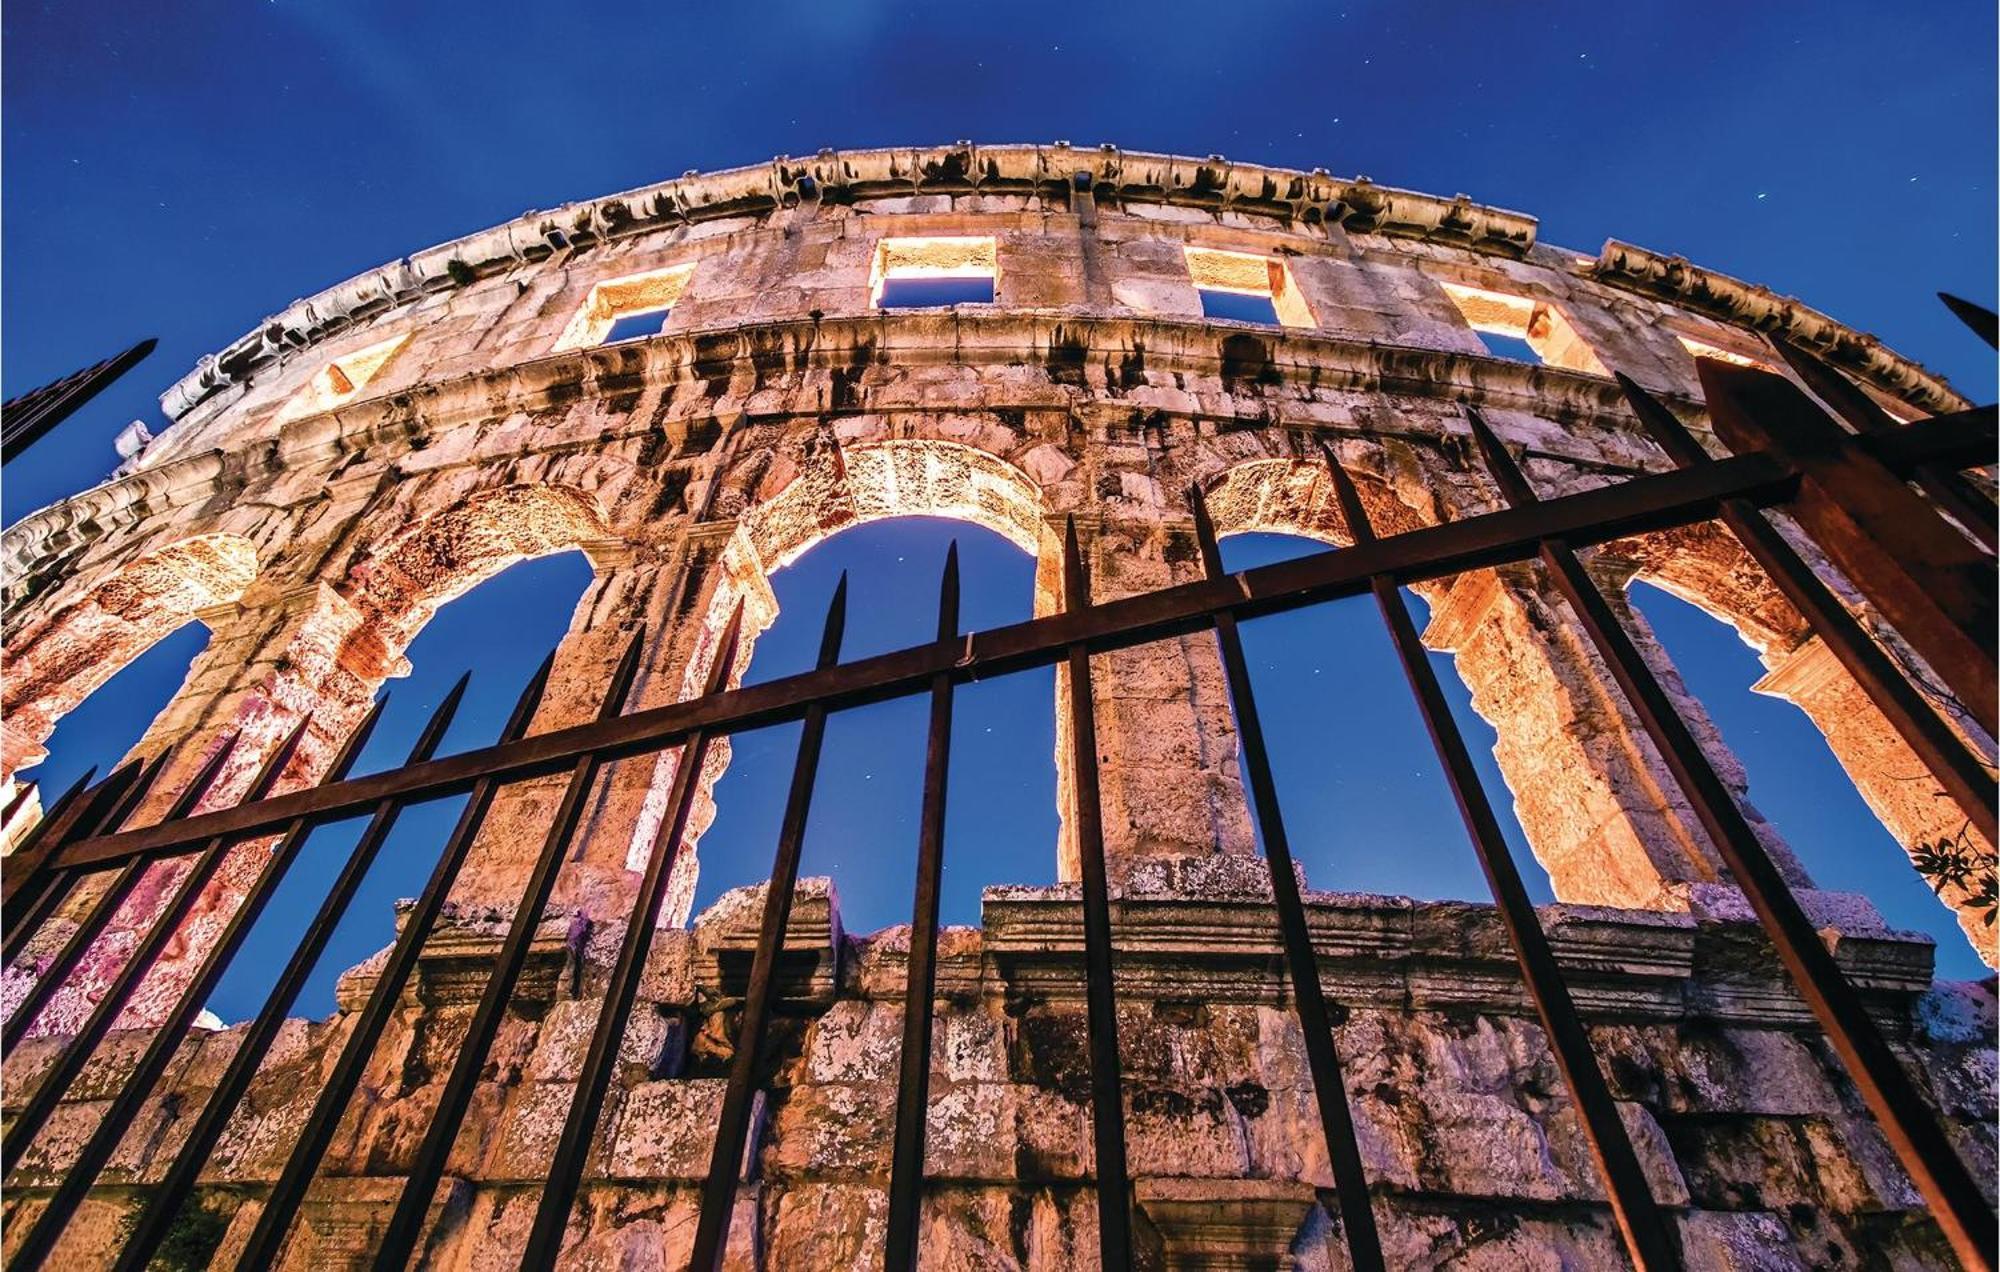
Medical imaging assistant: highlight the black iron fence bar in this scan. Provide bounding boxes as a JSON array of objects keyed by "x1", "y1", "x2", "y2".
[
  {"x1": 523, "y1": 606, "x2": 750, "y2": 1269},
  {"x1": 688, "y1": 586, "x2": 851, "y2": 1271},
  {"x1": 1464, "y1": 406, "x2": 1998, "y2": 1272},
  {"x1": 4, "y1": 757, "x2": 162, "y2": 960},
  {"x1": 1616, "y1": 375, "x2": 1997, "y2": 844},
  {"x1": 1, "y1": 719, "x2": 307, "y2": 1176},
  {"x1": 367, "y1": 629, "x2": 650, "y2": 1270},
  {"x1": 882, "y1": 546, "x2": 961, "y2": 1272},
  {"x1": 2, "y1": 759, "x2": 166, "y2": 972},
  {"x1": 1699, "y1": 363, "x2": 1997, "y2": 741},
  {"x1": 38, "y1": 452, "x2": 1832, "y2": 875},
  {"x1": 1316, "y1": 446, "x2": 1683, "y2": 1270},
  {"x1": 2, "y1": 764, "x2": 119, "y2": 963},
  {"x1": 233, "y1": 654, "x2": 556, "y2": 1270},
  {"x1": 1061, "y1": 516, "x2": 1136, "y2": 1270},
  {"x1": 1773, "y1": 342, "x2": 1996, "y2": 552},
  {"x1": 7, "y1": 694, "x2": 406, "y2": 1271},
  {"x1": 1, "y1": 764, "x2": 99, "y2": 912},
  {"x1": 1940, "y1": 292, "x2": 1999, "y2": 348},
  {"x1": 109, "y1": 681, "x2": 461, "y2": 1272},
  {"x1": 1187, "y1": 489, "x2": 1388, "y2": 1271},
  {"x1": 2, "y1": 741, "x2": 236, "y2": 1053}
]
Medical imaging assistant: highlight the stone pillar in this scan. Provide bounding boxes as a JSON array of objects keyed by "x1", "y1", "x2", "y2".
[
  {"x1": 1755, "y1": 636, "x2": 1999, "y2": 964},
  {"x1": 3, "y1": 582, "x2": 384, "y2": 1036},
  {"x1": 1055, "y1": 513, "x2": 1255, "y2": 883},
  {"x1": 1418, "y1": 561, "x2": 1810, "y2": 912}
]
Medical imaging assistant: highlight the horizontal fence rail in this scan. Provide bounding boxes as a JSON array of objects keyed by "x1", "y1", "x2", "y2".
[{"x1": 1, "y1": 351, "x2": 1994, "y2": 1271}]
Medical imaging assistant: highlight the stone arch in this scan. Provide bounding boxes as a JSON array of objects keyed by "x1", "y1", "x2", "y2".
[
  {"x1": 1198, "y1": 452, "x2": 1436, "y2": 547},
  {"x1": 341, "y1": 482, "x2": 614, "y2": 650},
  {"x1": 610, "y1": 438, "x2": 1056, "y2": 926},
  {"x1": 1, "y1": 533, "x2": 259, "y2": 784}
]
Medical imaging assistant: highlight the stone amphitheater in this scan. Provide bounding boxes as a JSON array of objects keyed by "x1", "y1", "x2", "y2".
[{"x1": 1, "y1": 143, "x2": 1991, "y2": 1268}]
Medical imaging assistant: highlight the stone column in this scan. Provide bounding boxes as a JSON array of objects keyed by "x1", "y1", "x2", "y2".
[
  {"x1": 1054, "y1": 513, "x2": 1255, "y2": 884},
  {"x1": 1418, "y1": 561, "x2": 1810, "y2": 912}
]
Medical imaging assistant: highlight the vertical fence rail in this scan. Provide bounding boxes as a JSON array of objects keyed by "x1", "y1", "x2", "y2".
[
  {"x1": 1771, "y1": 340, "x2": 1996, "y2": 551},
  {"x1": 2, "y1": 748, "x2": 214, "y2": 1047},
  {"x1": 1187, "y1": 490, "x2": 1388, "y2": 1270},
  {"x1": 366, "y1": 630, "x2": 652, "y2": 1270},
  {"x1": 2, "y1": 763, "x2": 117, "y2": 960},
  {"x1": 233, "y1": 653, "x2": 558, "y2": 1270},
  {"x1": 881, "y1": 546, "x2": 961, "y2": 1271},
  {"x1": 1463, "y1": 405, "x2": 1997, "y2": 1272},
  {"x1": 3, "y1": 740, "x2": 237, "y2": 1058},
  {"x1": 1, "y1": 764, "x2": 100, "y2": 914},
  {"x1": 2, "y1": 720, "x2": 310, "y2": 1176},
  {"x1": 523, "y1": 604, "x2": 748, "y2": 1268},
  {"x1": 1061, "y1": 517, "x2": 1136, "y2": 1269},
  {"x1": 6, "y1": 694, "x2": 415, "y2": 1271},
  {"x1": 686, "y1": 586, "x2": 851, "y2": 1271},
  {"x1": 1313, "y1": 446, "x2": 1683, "y2": 1269}
]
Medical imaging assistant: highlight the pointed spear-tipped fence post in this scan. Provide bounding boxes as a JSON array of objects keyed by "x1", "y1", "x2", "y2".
[
  {"x1": 1186, "y1": 482, "x2": 1387, "y2": 1271},
  {"x1": 1769, "y1": 341, "x2": 1995, "y2": 550},
  {"x1": 1463, "y1": 405, "x2": 1996, "y2": 1272},
  {"x1": 2, "y1": 738, "x2": 238, "y2": 1054},
  {"x1": 1940, "y1": 291, "x2": 1999, "y2": 348},
  {"x1": 11, "y1": 690, "x2": 432, "y2": 1271},
  {"x1": 369, "y1": 628, "x2": 654, "y2": 1271},
  {"x1": 2, "y1": 717, "x2": 310, "y2": 1174},
  {"x1": 1060, "y1": 515, "x2": 1136, "y2": 1271},
  {"x1": 525, "y1": 603, "x2": 750, "y2": 1269},
  {"x1": 1, "y1": 764, "x2": 104, "y2": 952},
  {"x1": 1614, "y1": 373, "x2": 1995, "y2": 844},
  {"x1": 1, "y1": 764, "x2": 97, "y2": 911},
  {"x1": 1315, "y1": 440, "x2": 1680, "y2": 1269},
  {"x1": 235, "y1": 654, "x2": 558, "y2": 1271},
  {"x1": 686, "y1": 585, "x2": 851, "y2": 1271},
  {"x1": 882, "y1": 545, "x2": 961, "y2": 1271}
]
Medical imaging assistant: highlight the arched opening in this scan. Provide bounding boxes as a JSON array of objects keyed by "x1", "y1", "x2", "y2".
[
  {"x1": 618, "y1": 439, "x2": 1060, "y2": 935},
  {"x1": 1215, "y1": 529, "x2": 1546, "y2": 904},
  {"x1": 1628, "y1": 580, "x2": 1990, "y2": 978},
  {"x1": 1, "y1": 533, "x2": 258, "y2": 790},
  {"x1": 690, "y1": 517, "x2": 1052, "y2": 936},
  {"x1": 201, "y1": 551, "x2": 597, "y2": 1022}
]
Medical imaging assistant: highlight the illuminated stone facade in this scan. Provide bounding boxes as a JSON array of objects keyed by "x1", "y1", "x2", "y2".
[{"x1": 2, "y1": 144, "x2": 1991, "y2": 1267}]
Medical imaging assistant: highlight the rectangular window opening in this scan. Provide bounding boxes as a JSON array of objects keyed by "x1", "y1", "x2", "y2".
[
  {"x1": 1438, "y1": 281, "x2": 1607, "y2": 375},
  {"x1": 871, "y1": 236, "x2": 999, "y2": 309},
  {"x1": 553, "y1": 263, "x2": 696, "y2": 352},
  {"x1": 1184, "y1": 246, "x2": 1314, "y2": 328}
]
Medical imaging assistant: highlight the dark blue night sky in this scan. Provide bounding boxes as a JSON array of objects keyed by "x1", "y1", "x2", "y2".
[{"x1": 5, "y1": 0, "x2": 1993, "y2": 1013}]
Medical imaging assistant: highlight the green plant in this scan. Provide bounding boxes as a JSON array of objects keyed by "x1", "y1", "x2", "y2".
[{"x1": 1911, "y1": 826, "x2": 1998, "y2": 928}]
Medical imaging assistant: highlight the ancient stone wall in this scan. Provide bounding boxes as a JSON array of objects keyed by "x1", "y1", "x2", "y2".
[{"x1": 1, "y1": 144, "x2": 1991, "y2": 1267}]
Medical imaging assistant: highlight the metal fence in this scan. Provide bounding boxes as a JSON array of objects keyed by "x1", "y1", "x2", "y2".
[{"x1": 3, "y1": 328, "x2": 1995, "y2": 1271}]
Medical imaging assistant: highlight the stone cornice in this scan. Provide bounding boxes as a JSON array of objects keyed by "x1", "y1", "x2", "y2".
[
  {"x1": 3, "y1": 310, "x2": 1686, "y2": 591},
  {"x1": 153, "y1": 143, "x2": 1959, "y2": 437},
  {"x1": 157, "y1": 142, "x2": 1537, "y2": 420},
  {"x1": 1593, "y1": 240, "x2": 1966, "y2": 413}
]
